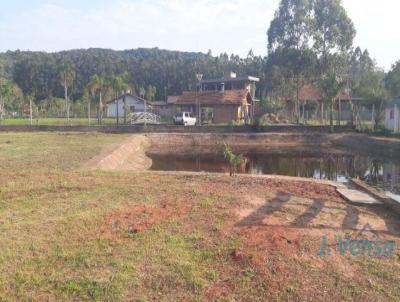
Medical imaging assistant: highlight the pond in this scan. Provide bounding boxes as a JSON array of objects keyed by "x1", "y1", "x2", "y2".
[{"x1": 149, "y1": 152, "x2": 400, "y2": 196}]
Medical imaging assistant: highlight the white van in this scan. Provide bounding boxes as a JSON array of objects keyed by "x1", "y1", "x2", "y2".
[{"x1": 173, "y1": 112, "x2": 197, "y2": 126}]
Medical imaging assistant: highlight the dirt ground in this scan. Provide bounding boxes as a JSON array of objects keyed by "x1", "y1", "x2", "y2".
[
  {"x1": 78, "y1": 133, "x2": 400, "y2": 300},
  {"x1": 101, "y1": 204, "x2": 188, "y2": 236},
  {"x1": 94, "y1": 173, "x2": 400, "y2": 301},
  {"x1": 2, "y1": 132, "x2": 399, "y2": 301}
]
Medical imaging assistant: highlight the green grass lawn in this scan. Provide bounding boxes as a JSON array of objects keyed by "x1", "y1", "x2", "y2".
[
  {"x1": 0, "y1": 132, "x2": 129, "y2": 172},
  {"x1": 0, "y1": 132, "x2": 399, "y2": 301},
  {"x1": 1, "y1": 117, "x2": 120, "y2": 126}
]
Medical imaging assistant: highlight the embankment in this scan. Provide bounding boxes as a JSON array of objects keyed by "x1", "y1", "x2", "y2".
[
  {"x1": 82, "y1": 134, "x2": 152, "y2": 171},
  {"x1": 82, "y1": 132, "x2": 400, "y2": 171},
  {"x1": 145, "y1": 132, "x2": 400, "y2": 158}
]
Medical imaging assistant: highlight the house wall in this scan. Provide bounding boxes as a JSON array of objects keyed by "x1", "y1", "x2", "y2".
[
  {"x1": 107, "y1": 96, "x2": 148, "y2": 118},
  {"x1": 385, "y1": 105, "x2": 399, "y2": 133},
  {"x1": 174, "y1": 104, "x2": 251, "y2": 124},
  {"x1": 214, "y1": 105, "x2": 241, "y2": 124}
]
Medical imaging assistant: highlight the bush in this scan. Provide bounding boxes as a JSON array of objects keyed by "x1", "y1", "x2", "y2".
[{"x1": 223, "y1": 143, "x2": 244, "y2": 176}]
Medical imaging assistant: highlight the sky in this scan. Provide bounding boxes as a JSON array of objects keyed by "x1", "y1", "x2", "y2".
[{"x1": 0, "y1": 0, "x2": 398, "y2": 71}]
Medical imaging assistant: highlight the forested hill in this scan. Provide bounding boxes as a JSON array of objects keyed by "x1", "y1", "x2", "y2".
[{"x1": 0, "y1": 48, "x2": 266, "y2": 102}]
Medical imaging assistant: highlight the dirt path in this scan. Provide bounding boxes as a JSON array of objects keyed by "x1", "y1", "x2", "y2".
[{"x1": 82, "y1": 134, "x2": 152, "y2": 171}]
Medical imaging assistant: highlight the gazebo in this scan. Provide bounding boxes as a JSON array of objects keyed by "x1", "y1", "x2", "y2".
[{"x1": 289, "y1": 84, "x2": 353, "y2": 124}]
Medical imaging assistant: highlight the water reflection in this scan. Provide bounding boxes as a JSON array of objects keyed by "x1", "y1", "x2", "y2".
[{"x1": 150, "y1": 153, "x2": 400, "y2": 195}]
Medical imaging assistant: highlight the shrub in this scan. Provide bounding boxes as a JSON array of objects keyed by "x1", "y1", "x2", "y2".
[{"x1": 223, "y1": 143, "x2": 244, "y2": 176}]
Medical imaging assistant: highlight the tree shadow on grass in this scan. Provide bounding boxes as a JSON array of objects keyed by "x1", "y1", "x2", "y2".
[
  {"x1": 342, "y1": 206, "x2": 360, "y2": 230},
  {"x1": 235, "y1": 189, "x2": 400, "y2": 238},
  {"x1": 292, "y1": 199, "x2": 325, "y2": 228},
  {"x1": 235, "y1": 191, "x2": 291, "y2": 227}
]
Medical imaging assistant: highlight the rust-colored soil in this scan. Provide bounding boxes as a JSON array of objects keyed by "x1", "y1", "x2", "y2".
[{"x1": 101, "y1": 205, "x2": 187, "y2": 236}]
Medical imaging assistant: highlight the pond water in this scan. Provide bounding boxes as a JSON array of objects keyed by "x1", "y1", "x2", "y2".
[{"x1": 149, "y1": 153, "x2": 400, "y2": 196}]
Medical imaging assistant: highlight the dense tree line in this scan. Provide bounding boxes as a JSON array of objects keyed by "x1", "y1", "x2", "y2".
[
  {"x1": 0, "y1": 0, "x2": 400, "y2": 125},
  {"x1": 264, "y1": 0, "x2": 400, "y2": 128},
  {"x1": 0, "y1": 48, "x2": 267, "y2": 104}
]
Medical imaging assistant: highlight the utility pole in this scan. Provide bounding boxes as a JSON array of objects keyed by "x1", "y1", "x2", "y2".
[
  {"x1": 29, "y1": 95, "x2": 33, "y2": 126},
  {"x1": 88, "y1": 98, "x2": 91, "y2": 127},
  {"x1": 144, "y1": 98, "x2": 147, "y2": 129},
  {"x1": 123, "y1": 92, "x2": 127, "y2": 125},
  {"x1": 196, "y1": 73, "x2": 203, "y2": 126},
  {"x1": 116, "y1": 97, "x2": 119, "y2": 126}
]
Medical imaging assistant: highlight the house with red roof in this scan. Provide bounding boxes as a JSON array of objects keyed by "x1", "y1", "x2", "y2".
[{"x1": 175, "y1": 73, "x2": 259, "y2": 124}]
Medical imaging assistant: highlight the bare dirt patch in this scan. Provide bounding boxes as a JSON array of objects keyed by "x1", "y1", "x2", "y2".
[
  {"x1": 100, "y1": 205, "x2": 188, "y2": 237},
  {"x1": 200, "y1": 176, "x2": 400, "y2": 301}
]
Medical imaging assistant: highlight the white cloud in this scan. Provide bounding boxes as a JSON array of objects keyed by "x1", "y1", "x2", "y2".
[{"x1": 0, "y1": 0, "x2": 398, "y2": 70}]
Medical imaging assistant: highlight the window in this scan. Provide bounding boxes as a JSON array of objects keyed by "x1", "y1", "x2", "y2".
[{"x1": 390, "y1": 109, "x2": 394, "y2": 120}]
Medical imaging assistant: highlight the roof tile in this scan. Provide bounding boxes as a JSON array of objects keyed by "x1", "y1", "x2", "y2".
[{"x1": 176, "y1": 89, "x2": 251, "y2": 105}]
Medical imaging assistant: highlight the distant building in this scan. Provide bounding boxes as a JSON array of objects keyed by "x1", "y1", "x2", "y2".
[
  {"x1": 385, "y1": 97, "x2": 400, "y2": 133},
  {"x1": 106, "y1": 93, "x2": 151, "y2": 118},
  {"x1": 151, "y1": 96, "x2": 180, "y2": 119},
  {"x1": 167, "y1": 96, "x2": 179, "y2": 105},
  {"x1": 176, "y1": 89, "x2": 254, "y2": 124},
  {"x1": 199, "y1": 72, "x2": 259, "y2": 99},
  {"x1": 175, "y1": 73, "x2": 259, "y2": 124},
  {"x1": 285, "y1": 84, "x2": 352, "y2": 103}
]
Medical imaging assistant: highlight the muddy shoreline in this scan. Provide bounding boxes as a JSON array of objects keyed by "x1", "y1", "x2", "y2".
[
  {"x1": 145, "y1": 133, "x2": 400, "y2": 160},
  {"x1": 82, "y1": 132, "x2": 400, "y2": 172}
]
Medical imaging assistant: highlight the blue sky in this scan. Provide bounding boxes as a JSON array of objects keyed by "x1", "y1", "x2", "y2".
[{"x1": 0, "y1": 0, "x2": 399, "y2": 70}]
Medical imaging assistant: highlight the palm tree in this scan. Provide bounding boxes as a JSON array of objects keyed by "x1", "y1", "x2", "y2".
[
  {"x1": 139, "y1": 86, "x2": 146, "y2": 99},
  {"x1": 110, "y1": 73, "x2": 131, "y2": 125},
  {"x1": 58, "y1": 60, "x2": 75, "y2": 122},
  {"x1": 0, "y1": 78, "x2": 11, "y2": 124},
  {"x1": 87, "y1": 74, "x2": 106, "y2": 125},
  {"x1": 82, "y1": 89, "x2": 91, "y2": 126}
]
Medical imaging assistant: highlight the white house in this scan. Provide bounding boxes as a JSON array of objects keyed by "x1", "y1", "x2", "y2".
[
  {"x1": 106, "y1": 93, "x2": 151, "y2": 118},
  {"x1": 385, "y1": 97, "x2": 400, "y2": 133}
]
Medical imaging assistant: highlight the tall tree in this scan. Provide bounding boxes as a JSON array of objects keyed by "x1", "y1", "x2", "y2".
[
  {"x1": 386, "y1": 61, "x2": 400, "y2": 98},
  {"x1": 82, "y1": 89, "x2": 91, "y2": 126},
  {"x1": 312, "y1": 0, "x2": 356, "y2": 129},
  {"x1": 145, "y1": 85, "x2": 157, "y2": 101},
  {"x1": 0, "y1": 78, "x2": 12, "y2": 123},
  {"x1": 318, "y1": 70, "x2": 346, "y2": 131},
  {"x1": 268, "y1": 0, "x2": 313, "y2": 51},
  {"x1": 0, "y1": 78, "x2": 24, "y2": 123},
  {"x1": 348, "y1": 48, "x2": 387, "y2": 128},
  {"x1": 58, "y1": 60, "x2": 75, "y2": 121},
  {"x1": 109, "y1": 73, "x2": 130, "y2": 125},
  {"x1": 138, "y1": 86, "x2": 146, "y2": 99},
  {"x1": 267, "y1": 0, "x2": 314, "y2": 122},
  {"x1": 87, "y1": 74, "x2": 106, "y2": 125},
  {"x1": 312, "y1": 0, "x2": 355, "y2": 72}
]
